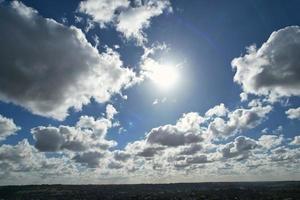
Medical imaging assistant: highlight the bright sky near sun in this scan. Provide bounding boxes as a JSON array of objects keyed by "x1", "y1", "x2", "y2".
[{"x1": 0, "y1": 0, "x2": 300, "y2": 185}]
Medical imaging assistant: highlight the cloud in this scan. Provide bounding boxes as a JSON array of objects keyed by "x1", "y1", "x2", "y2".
[
  {"x1": 0, "y1": 139, "x2": 71, "y2": 177},
  {"x1": 258, "y1": 134, "x2": 284, "y2": 149},
  {"x1": 290, "y1": 136, "x2": 300, "y2": 145},
  {"x1": 152, "y1": 97, "x2": 167, "y2": 105},
  {"x1": 78, "y1": 0, "x2": 130, "y2": 28},
  {"x1": 232, "y1": 26, "x2": 300, "y2": 101},
  {"x1": 122, "y1": 103, "x2": 272, "y2": 165},
  {"x1": 146, "y1": 125, "x2": 203, "y2": 147},
  {"x1": 77, "y1": 0, "x2": 171, "y2": 44},
  {"x1": 73, "y1": 151, "x2": 104, "y2": 168},
  {"x1": 137, "y1": 145, "x2": 165, "y2": 157},
  {"x1": 76, "y1": 115, "x2": 112, "y2": 138},
  {"x1": 0, "y1": 1, "x2": 137, "y2": 120},
  {"x1": 186, "y1": 154, "x2": 209, "y2": 164},
  {"x1": 240, "y1": 92, "x2": 248, "y2": 102},
  {"x1": 208, "y1": 105, "x2": 272, "y2": 138},
  {"x1": 106, "y1": 104, "x2": 118, "y2": 120},
  {"x1": 146, "y1": 113, "x2": 204, "y2": 147},
  {"x1": 205, "y1": 103, "x2": 228, "y2": 117},
  {"x1": 1, "y1": 107, "x2": 300, "y2": 183},
  {"x1": 31, "y1": 126, "x2": 65, "y2": 152},
  {"x1": 0, "y1": 115, "x2": 20, "y2": 142},
  {"x1": 31, "y1": 116, "x2": 115, "y2": 152},
  {"x1": 113, "y1": 150, "x2": 131, "y2": 162},
  {"x1": 269, "y1": 146, "x2": 300, "y2": 162},
  {"x1": 286, "y1": 107, "x2": 300, "y2": 120},
  {"x1": 107, "y1": 161, "x2": 123, "y2": 169},
  {"x1": 116, "y1": 0, "x2": 171, "y2": 44},
  {"x1": 178, "y1": 143, "x2": 202, "y2": 155},
  {"x1": 219, "y1": 136, "x2": 259, "y2": 160}
]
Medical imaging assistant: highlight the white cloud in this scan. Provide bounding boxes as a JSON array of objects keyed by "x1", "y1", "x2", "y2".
[
  {"x1": 0, "y1": 100, "x2": 277, "y2": 184},
  {"x1": 116, "y1": 0, "x2": 171, "y2": 44},
  {"x1": 0, "y1": 115, "x2": 20, "y2": 142},
  {"x1": 78, "y1": 0, "x2": 130, "y2": 28},
  {"x1": 31, "y1": 116, "x2": 115, "y2": 152},
  {"x1": 77, "y1": 0, "x2": 171, "y2": 44},
  {"x1": 205, "y1": 103, "x2": 228, "y2": 117},
  {"x1": 152, "y1": 99, "x2": 159, "y2": 105},
  {"x1": 30, "y1": 114, "x2": 119, "y2": 169},
  {"x1": 290, "y1": 136, "x2": 300, "y2": 145},
  {"x1": 269, "y1": 146, "x2": 300, "y2": 162},
  {"x1": 232, "y1": 26, "x2": 300, "y2": 101},
  {"x1": 122, "y1": 103, "x2": 273, "y2": 167},
  {"x1": 177, "y1": 143, "x2": 202, "y2": 155},
  {"x1": 113, "y1": 150, "x2": 131, "y2": 162},
  {"x1": 0, "y1": 1, "x2": 137, "y2": 120},
  {"x1": 1, "y1": 108, "x2": 300, "y2": 183},
  {"x1": 219, "y1": 136, "x2": 259, "y2": 160},
  {"x1": 146, "y1": 124, "x2": 203, "y2": 147},
  {"x1": 152, "y1": 97, "x2": 167, "y2": 105},
  {"x1": 286, "y1": 107, "x2": 300, "y2": 120},
  {"x1": 106, "y1": 104, "x2": 118, "y2": 120},
  {"x1": 0, "y1": 139, "x2": 75, "y2": 183},
  {"x1": 258, "y1": 134, "x2": 284, "y2": 149},
  {"x1": 76, "y1": 115, "x2": 112, "y2": 138},
  {"x1": 240, "y1": 92, "x2": 248, "y2": 102},
  {"x1": 145, "y1": 112, "x2": 204, "y2": 147},
  {"x1": 208, "y1": 105, "x2": 272, "y2": 138}
]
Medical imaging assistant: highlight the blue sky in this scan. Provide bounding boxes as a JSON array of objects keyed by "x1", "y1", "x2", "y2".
[{"x1": 0, "y1": 0, "x2": 300, "y2": 184}]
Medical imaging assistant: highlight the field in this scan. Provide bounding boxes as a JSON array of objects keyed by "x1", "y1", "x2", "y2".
[{"x1": 0, "y1": 181, "x2": 299, "y2": 200}]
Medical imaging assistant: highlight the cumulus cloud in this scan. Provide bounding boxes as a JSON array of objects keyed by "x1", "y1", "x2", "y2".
[
  {"x1": 116, "y1": 0, "x2": 171, "y2": 44},
  {"x1": 31, "y1": 116, "x2": 115, "y2": 152},
  {"x1": 290, "y1": 136, "x2": 300, "y2": 145},
  {"x1": 0, "y1": 139, "x2": 72, "y2": 179},
  {"x1": 146, "y1": 125, "x2": 203, "y2": 147},
  {"x1": 205, "y1": 103, "x2": 228, "y2": 117},
  {"x1": 0, "y1": 115, "x2": 20, "y2": 142},
  {"x1": 122, "y1": 140, "x2": 162, "y2": 158},
  {"x1": 232, "y1": 26, "x2": 300, "y2": 101},
  {"x1": 73, "y1": 151, "x2": 104, "y2": 168},
  {"x1": 178, "y1": 144, "x2": 202, "y2": 155},
  {"x1": 219, "y1": 136, "x2": 259, "y2": 160},
  {"x1": 1, "y1": 107, "x2": 300, "y2": 183},
  {"x1": 258, "y1": 134, "x2": 283, "y2": 149},
  {"x1": 78, "y1": 0, "x2": 130, "y2": 28},
  {"x1": 146, "y1": 113, "x2": 204, "y2": 147},
  {"x1": 76, "y1": 115, "x2": 112, "y2": 138},
  {"x1": 78, "y1": 0, "x2": 171, "y2": 44},
  {"x1": 0, "y1": 1, "x2": 137, "y2": 120},
  {"x1": 122, "y1": 103, "x2": 273, "y2": 166},
  {"x1": 286, "y1": 107, "x2": 300, "y2": 120},
  {"x1": 106, "y1": 104, "x2": 118, "y2": 120},
  {"x1": 208, "y1": 105, "x2": 272, "y2": 138},
  {"x1": 113, "y1": 150, "x2": 131, "y2": 162},
  {"x1": 107, "y1": 161, "x2": 123, "y2": 169},
  {"x1": 269, "y1": 146, "x2": 300, "y2": 162},
  {"x1": 240, "y1": 92, "x2": 248, "y2": 102},
  {"x1": 185, "y1": 154, "x2": 209, "y2": 164}
]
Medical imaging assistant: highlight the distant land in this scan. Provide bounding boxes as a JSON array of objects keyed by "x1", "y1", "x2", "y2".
[{"x1": 0, "y1": 181, "x2": 300, "y2": 200}]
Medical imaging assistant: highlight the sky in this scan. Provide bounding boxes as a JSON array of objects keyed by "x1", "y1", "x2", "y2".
[{"x1": 0, "y1": 0, "x2": 300, "y2": 185}]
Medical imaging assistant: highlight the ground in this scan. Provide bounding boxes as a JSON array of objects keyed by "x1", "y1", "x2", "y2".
[{"x1": 0, "y1": 181, "x2": 300, "y2": 200}]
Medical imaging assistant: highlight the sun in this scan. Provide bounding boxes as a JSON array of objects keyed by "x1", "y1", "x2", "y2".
[
  {"x1": 141, "y1": 57, "x2": 181, "y2": 91},
  {"x1": 151, "y1": 65, "x2": 179, "y2": 90}
]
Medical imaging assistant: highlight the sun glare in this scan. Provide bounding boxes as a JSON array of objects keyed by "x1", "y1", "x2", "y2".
[{"x1": 151, "y1": 65, "x2": 179, "y2": 90}]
